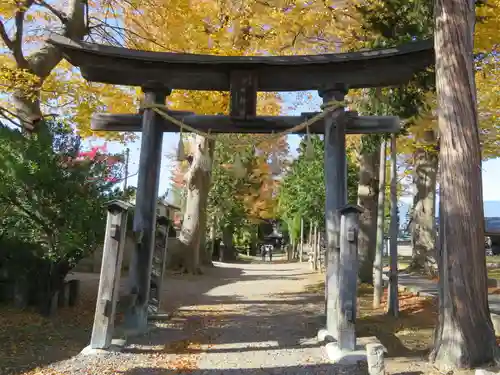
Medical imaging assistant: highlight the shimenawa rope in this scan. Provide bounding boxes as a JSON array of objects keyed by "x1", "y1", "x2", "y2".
[{"x1": 140, "y1": 99, "x2": 346, "y2": 146}]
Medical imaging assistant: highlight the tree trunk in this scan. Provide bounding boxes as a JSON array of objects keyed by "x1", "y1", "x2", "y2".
[
  {"x1": 299, "y1": 217, "x2": 304, "y2": 262},
  {"x1": 313, "y1": 224, "x2": 318, "y2": 271},
  {"x1": 373, "y1": 139, "x2": 387, "y2": 308},
  {"x1": 409, "y1": 130, "x2": 438, "y2": 275},
  {"x1": 178, "y1": 136, "x2": 213, "y2": 274},
  {"x1": 198, "y1": 140, "x2": 215, "y2": 266},
  {"x1": 8, "y1": 0, "x2": 87, "y2": 130},
  {"x1": 207, "y1": 216, "x2": 217, "y2": 262},
  {"x1": 221, "y1": 226, "x2": 236, "y2": 262},
  {"x1": 250, "y1": 225, "x2": 258, "y2": 256},
  {"x1": 357, "y1": 143, "x2": 380, "y2": 284},
  {"x1": 308, "y1": 222, "x2": 313, "y2": 246},
  {"x1": 34, "y1": 259, "x2": 71, "y2": 316},
  {"x1": 430, "y1": 0, "x2": 498, "y2": 369},
  {"x1": 289, "y1": 240, "x2": 296, "y2": 261}
]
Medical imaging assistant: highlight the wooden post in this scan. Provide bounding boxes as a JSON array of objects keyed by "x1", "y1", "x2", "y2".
[
  {"x1": 373, "y1": 139, "x2": 387, "y2": 308},
  {"x1": 154, "y1": 216, "x2": 170, "y2": 314},
  {"x1": 338, "y1": 204, "x2": 362, "y2": 351},
  {"x1": 125, "y1": 88, "x2": 168, "y2": 333},
  {"x1": 321, "y1": 86, "x2": 348, "y2": 339},
  {"x1": 388, "y1": 133, "x2": 399, "y2": 317},
  {"x1": 90, "y1": 200, "x2": 131, "y2": 349}
]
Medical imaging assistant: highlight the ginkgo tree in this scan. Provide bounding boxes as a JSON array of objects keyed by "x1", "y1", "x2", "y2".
[
  {"x1": 170, "y1": 130, "x2": 287, "y2": 268},
  {"x1": 117, "y1": 0, "x2": 357, "y2": 271},
  {"x1": 206, "y1": 134, "x2": 287, "y2": 262},
  {"x1": 0, "y1": 0, "x2": 138, "y2": 139}
]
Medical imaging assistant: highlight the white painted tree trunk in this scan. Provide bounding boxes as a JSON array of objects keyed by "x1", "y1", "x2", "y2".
[
  {"x1": 410, "y1": 130, "x2": 438, "y2": 275},
  {"x1": 357, "y1": 143, "x2": 381, "y2": 284},
  {"x1": 373, "y1": 140, "x2": 387, "y2": 308},
  {"x1": 178, "y1": 136, "x2": 214, "y2": 274}
]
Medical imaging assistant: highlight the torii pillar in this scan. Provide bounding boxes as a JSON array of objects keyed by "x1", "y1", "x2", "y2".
[
  {"x1": 320, "y1": 85, "x2": 349, "y2": 342},
  {"x1": 125, "y1": 85, "x2": 170, "y2": 333}
]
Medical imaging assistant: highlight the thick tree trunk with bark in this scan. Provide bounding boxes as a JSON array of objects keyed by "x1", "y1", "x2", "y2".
[
  {"x1": 430, "y1": 0, "x2": 498, "y2": 369},
  {"x1": 357, "y1": 144, "x2": 380, "y2": 284},
  {"x1": 178, "y1": 136, "x2": 213, "y2": 274},
  {"x1": 1, "y1": 0, "x2": 87, "y2": 129},
  {"x1": 409, "y1": 130, "x2": 438, "y2": 275}
]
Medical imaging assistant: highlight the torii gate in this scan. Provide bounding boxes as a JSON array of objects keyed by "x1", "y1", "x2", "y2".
[{"x1": 49, "y1": 35, "x2": 433, "y2": 355}]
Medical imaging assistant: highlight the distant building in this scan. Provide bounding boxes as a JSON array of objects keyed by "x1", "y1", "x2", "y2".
[{"x1": 156, "y1": 201, "x2": 180, "y2": 222}]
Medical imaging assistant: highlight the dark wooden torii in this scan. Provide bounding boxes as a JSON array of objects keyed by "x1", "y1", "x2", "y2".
[{"x1": 48, "y1": 35, "x2": 434, "y2": 350}]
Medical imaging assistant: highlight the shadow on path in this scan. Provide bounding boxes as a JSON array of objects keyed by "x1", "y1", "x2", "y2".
[{"x1": 120, "y1": 363, "x2": 368, "y2": 375}]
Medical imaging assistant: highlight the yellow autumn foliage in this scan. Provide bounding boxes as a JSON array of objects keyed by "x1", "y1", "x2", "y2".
[
  {"x1": 0, "y1": 0, "x2": 136, "y2": 140},
  {"x1": 342, "y1": 0, "x2": 500, "y2": 161},
  {"x1": 476, "y1": 1, "x2": 500, "y2": 53},
  {"x1": 121, "y1": 0, "x2": 355, "y2": 219}
]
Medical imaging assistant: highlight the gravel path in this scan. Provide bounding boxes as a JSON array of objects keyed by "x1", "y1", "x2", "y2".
[{"x1": 48, "y1": 261, "x2": 367, "y2": 375}]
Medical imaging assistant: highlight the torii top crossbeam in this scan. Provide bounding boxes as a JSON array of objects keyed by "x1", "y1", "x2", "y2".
[
  {"x1": 49, "y1": 34, "x2": 433, "y2": 92},
  {"x1": 49, "y1": 35, "x2": 434, "y2": 126}
]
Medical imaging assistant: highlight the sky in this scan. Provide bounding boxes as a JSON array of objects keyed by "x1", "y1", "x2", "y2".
[{"x1": 89, "y1": 91, "x2": 500, "y2": 204}]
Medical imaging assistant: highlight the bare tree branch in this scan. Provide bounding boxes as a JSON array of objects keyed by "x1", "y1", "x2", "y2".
[
  {"x1": 0, "y1": 19, "x2": 15, "y2": 50},
  {"x1": 89, "y1": 17, "x2": 171, "y2": 51},
  {"x1": 34, "y1": 0, "x2": 68, "y2": 24},
  {"x1": 26, "y1": 0, "x2": 87, "y2": 78},
  {"x1": 11, "y1": 0, "x2": 35, "y2": 67},
  {"x1": 0, "y1": 106, "x2": 24, "y2": 128}
]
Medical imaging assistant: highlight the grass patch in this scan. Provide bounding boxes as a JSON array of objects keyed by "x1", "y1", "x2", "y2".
[
  {"x1": 357, "y1": 285, "x2": 437, "y2": 357},
  {"x1": 486, "y1": 255, "x2": 500, "y2": 264},
  {"x1": 489, "y1": 268, "x2": 500, "y2": 280},
  {"x1": 305, "y1": 280, "x2": 437, "y2": 358}
]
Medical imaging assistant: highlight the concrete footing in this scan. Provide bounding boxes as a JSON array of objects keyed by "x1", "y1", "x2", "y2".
[
  {"x1": 317, "y1": 329, "x2": 387, "y2": 373},
  {"x1": 317, "y1": 328, "x2": 335, "y2": 343},
  {"x1": 475, "y1": 369, "x2": 498, "y2": 375},
  {"x1": 324, "y1": 342, "x2": 369, "y2": 365},
  {"x1": 80, "y1": 339, "x2": 127, "y2": 355},
  {"x1": 366, "y1": 342, "x2": 386, "y2": 375}
]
